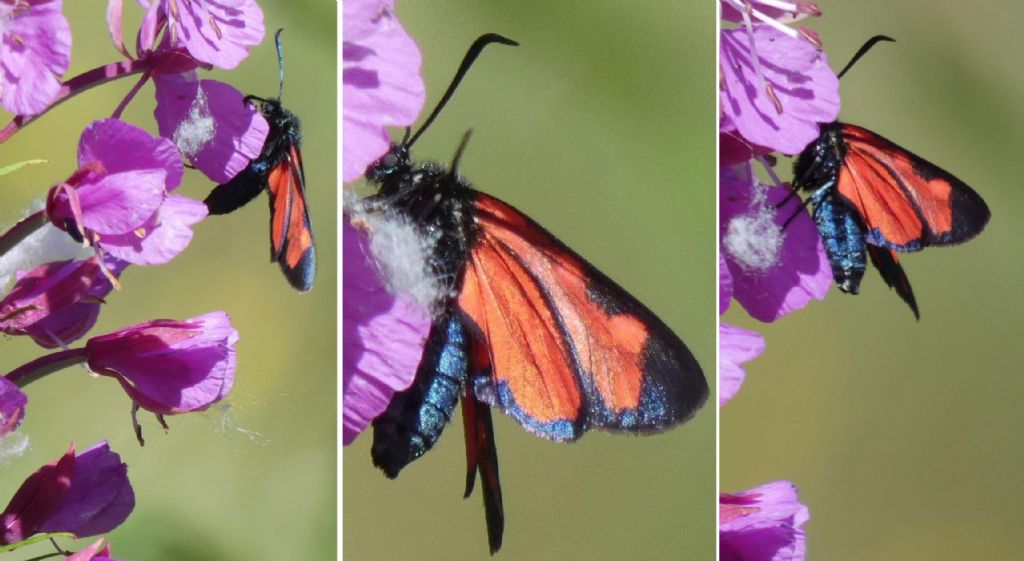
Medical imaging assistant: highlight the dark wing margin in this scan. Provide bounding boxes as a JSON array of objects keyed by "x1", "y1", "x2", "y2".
[
  {"x1": 266, "y1": 145, "x2": 316, "y2": 291},
  {"x1": 837, "y1": 123, "x2": 990, "y2": 251},
  {"x1": 457, "y1": 192, "x2": 707, "y2": 440}
]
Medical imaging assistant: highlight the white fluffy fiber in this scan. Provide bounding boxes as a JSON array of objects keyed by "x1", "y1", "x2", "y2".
[
  {"x1": 344, "y1": 191, "x2": 445, "y2": 316},
  {"x1": 0, "y1": 199, "x2": 90, "y2": 288},
  {"x1": 723, "y1": 181, "x2": 785, "y2": 272},
  {"x1": 173, "y1": 74, "x2": 216, "y2": 158}
]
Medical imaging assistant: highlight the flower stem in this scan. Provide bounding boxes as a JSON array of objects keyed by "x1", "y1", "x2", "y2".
[
  {"x1": 111, "y1": 69, "x2": 153, "y2": 119},
  {"x1": 0, "y1": 59, "x2": 151, "y2": 144},
  {"x1": 0, "y1": 210, "x2": 46, "y2": 258},
  {"x1": 5, "y1": 348, "x2": 88, "y2": 388}
]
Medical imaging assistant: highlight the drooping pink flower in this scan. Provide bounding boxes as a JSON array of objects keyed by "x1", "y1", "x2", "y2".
[
  {"x1": 153, "y1": 71, "x2": 269, "y2": 184},
  {"x1": 720, "y1": 24, "x2": 839, "y2": 155},
  {"x1": 720, "y1": 163, "x2": 830, "y2": 322},
  {"x1": 0, "y1": 376, "x2": 27, "y2": 438},
  {"x1": 0, "y1": 256, "x2": 125, "y2": 347},
  {"x1": 22, "y1": 258, "x2": 126, "y2": 348},
  {"x1": 342, "y1": 0, "x2": 425, "y2": 182},
  {"x1": 134, "y1": 0, "x2": 264, "y2": 70},
  {"x1": 84, "y1": 311, "x2": 237, "y2": 415},
  {"x1": 0, "y1": 441, "x2": 134, "y2": 545},
  {"x1": 721, "y1": 481, "x2": 809, "y2": 561},
  {"x1": 0, "y1": 0, "x2": 71, "y2": 115},
  {"x1": 45, "y1": 118, "x2": 207, "y2": 266},
  {"x1": 719, "y1": 323, "x2": 765, "y2": 406},
  {"x1": 343, "y1": 219, "x2": 430, "y2": 445}
]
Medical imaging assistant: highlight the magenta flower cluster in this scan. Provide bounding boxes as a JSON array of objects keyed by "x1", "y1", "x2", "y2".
[
  {"x1": 719, "y1": 2, "x2": 840, "y2": 559},
  {"x1": 341, "y1": 0, "x2": 430, "y2": 445},
  {"x1": 0, "y1": 1, "x2": 265, "y2": 558}
]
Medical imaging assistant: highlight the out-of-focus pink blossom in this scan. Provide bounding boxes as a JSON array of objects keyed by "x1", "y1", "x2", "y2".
[
  {"x1": 720, "y1": 25, "x2": 839, "y2": 155},
  {"x1": 721, "y1": 481, "x2": 809, "y2": 561},
  {"x1": 342, "y1": 0, "x2": 425, "y2": 182},
  {"x1": 343, "y1": 219, "x2": 430, "y2": 445},
  {"x1": 0, "y1": 0, "x2": 71, "y2": 115}
]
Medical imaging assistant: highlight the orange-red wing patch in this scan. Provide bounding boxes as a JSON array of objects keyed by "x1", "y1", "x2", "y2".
[
  {"x1": 266, "y1": 145, "x2": 316, "y2": 291},
  {"x1": 836, "y1": 123, "x2": 990, "y2": 251},
  {"x1": 456, "y1": 192, "x2": 706, "y2": 441}
]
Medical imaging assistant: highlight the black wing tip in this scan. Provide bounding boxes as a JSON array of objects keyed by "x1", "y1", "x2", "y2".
[{"x1": 279, "y1": 247, "x2": 317, "y2": 291}]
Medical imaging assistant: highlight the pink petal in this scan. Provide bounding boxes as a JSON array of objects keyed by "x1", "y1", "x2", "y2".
[
  {"x1": 100, "y1": 194, "x2": 207, "y2": 265},
  {"x1": 342, "y1": 0, "x2": 425, "y2": 182},
  {"x1": 0, "y1": 377, "x2": 27, "y2": 438},
  {"x1": 86, "y1": 312, "x2": 237, "y2": 414},
  {"x1": 0, "y1": 0, "x2": 71, "y2": 115},
  {"x1": 39, "y1": 441, "x2": 134, "y2": 538},
  {"x1": 719, "y1": 323, "x2": 764, "y2": 406},
  {"x1": 169, "y1": 0, "x2": 264, "y2": 70},
  {"x1": 720, "y1": 26, "x2": 839, "y2": 155},
  {"x1": 75, "y1": 170, "x2": 167, "y2": 234},
  {"x1": 721, "y1": 481, "x2": 809, "y2": 561},
  {"x1": 720, "y1": 250, "x2": 733, "y2": 314},
  {"x1": 153, "y1": 73, "x2": 269, "y2": 184},
  {"x1": 77, "y1": 119, "x2": 183, "y2": 191},
  {"x1": 342, "y1": 220, "x2": 430, "y2": 445},
  {"x1": 105, "y1": 0, "x2": 128, "y2": 56},
  {"x1": 721, "y1": 165, "x2": 831, "y2": 322}
]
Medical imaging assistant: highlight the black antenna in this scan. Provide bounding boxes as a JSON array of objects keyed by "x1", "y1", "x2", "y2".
[
  {"x1": 274, "y1": 28, "x2": 286, "y2": 100},
  {"x1": 837, "y1": 35, "x2": 895, "y2": 80},
  {"x1": 407, "y1": 33, "x2": 519, "y2": 148}
]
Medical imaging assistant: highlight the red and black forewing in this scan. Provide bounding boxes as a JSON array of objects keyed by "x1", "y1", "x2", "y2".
[
  {"x1": 267, "y1": 144, "x2": 316, "y2": 292},
  {"x1": 455, "y1": 192, "x2": 707, "y2": 441},
  {"x1": 835, "y1": 123, "x2": 990, "y2": 251}
]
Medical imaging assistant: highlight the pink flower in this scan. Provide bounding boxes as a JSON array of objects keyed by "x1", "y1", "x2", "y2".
[
  {"x1": 721, "y1": 481, "x2": 809, "y2": 561},
  {"x1": 0, "y1": 376, "x2": 26, "y2": 438},
  {"x1": 45, "y1": 118, "x2": 207, "y2": 266},
  {"x1": 85, "y1": 311, "x2": 237, "y2": 415},
  {"x1": 342, "y1": 219, "x2": 430, "y2": 445},
  {"x1": 342, "y1": 0, "x2": 425, "y2": 182},
  {"x1": 0, "y1": 441, "x2": 134, "y2": 545},
  {"x1": 720, "y1": 25, "x2": 839, "y2": 155},
  {"x1": 0, "y1": 256, "x2": 124, "y2": 347},
  {"x1": 0, "y1": 0, "x2": 71, "y2": 115},
  {"x1": 66, "y1": 539, "x2": 124, "y2": 561},
  {"x1": 153, "y1": 72, "x2": 269, "y2": 184},
  {"x1": 719, "y1": 323, "x2": 765, "y2": 406},
  {"x1": 721, "y1": 163, "x2": 830, "y2": 322},
  {"x1": 720, "y1": 0, "x2": 820, "y2": 24},
  {"x1": 136, "y1": 0, "x2": 264, "y2": 70}
]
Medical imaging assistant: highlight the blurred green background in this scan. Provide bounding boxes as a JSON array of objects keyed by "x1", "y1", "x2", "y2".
[
  {"x1": 343, "y1": 2, "x2": 715, "y2": 560},
  {"x1": 722, "y1": 2, "x2": 1024, "y2": 560},
  {"x1": 0, "y1": 2, "x2": 335, "y2": 560}
]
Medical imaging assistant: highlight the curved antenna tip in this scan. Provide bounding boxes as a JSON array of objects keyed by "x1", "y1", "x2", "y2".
[
  {"x1": 837, "y1": 35, "x2": 896, "y2": 80},
  {"x1": 407, "y1": 33, "x2": 519, "y2": 148}
]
